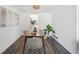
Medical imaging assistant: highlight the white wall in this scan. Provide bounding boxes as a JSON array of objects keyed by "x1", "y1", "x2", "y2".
[
  {"x1": 0, "y1": 6, "x2": 22, "y2": 53},
  {"x1": 38, "y1": 13, "x2": 52, "y2": 30},
  {"x1": 51, "y1": 5, "x2": 76, "y2": 53},
  {"x1": 21, "y1": 12, "x2": 52, "y2": 31},
  {"x1": 77, "y1": 6, "x2": 79, "y2": 41},
  {"x1": 76, "y1": 5, "x2": 79, "y2": 53}
]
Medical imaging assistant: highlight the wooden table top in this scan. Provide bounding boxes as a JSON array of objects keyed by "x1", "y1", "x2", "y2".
[{"x1": 23, "y1": 31, "x2": 44, "y2": 37}]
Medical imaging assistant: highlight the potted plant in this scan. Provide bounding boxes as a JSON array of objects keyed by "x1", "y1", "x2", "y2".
[{"x1": 43, "y1": 24, "x2": 55, "y2": 35}]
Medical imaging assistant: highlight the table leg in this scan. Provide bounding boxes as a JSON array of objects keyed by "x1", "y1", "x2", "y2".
[
  {"x1": 23, "y1": 36, "x2": 27, "y2": 54},
  {"x1": 42, "y1": 37, "x2": 45, "y2": 53}
]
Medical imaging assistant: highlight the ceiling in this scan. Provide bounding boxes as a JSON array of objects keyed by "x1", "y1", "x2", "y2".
[
  {"x1": 12, "y1": 5, "x2": 75, "y2": 13},
  {"x1": 12, "y1": 5, "x2": 59, "y2": 13}
]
